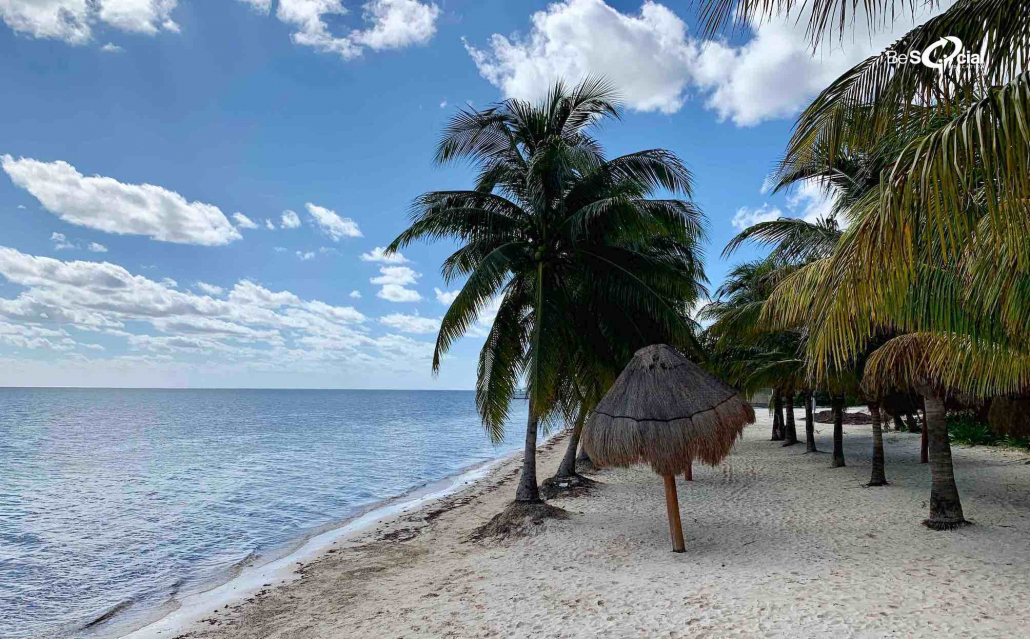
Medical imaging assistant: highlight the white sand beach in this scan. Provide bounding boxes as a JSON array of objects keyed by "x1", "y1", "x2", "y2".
[{"x1": 159, "y1": 411, "x2": 1030, "y2": 638}]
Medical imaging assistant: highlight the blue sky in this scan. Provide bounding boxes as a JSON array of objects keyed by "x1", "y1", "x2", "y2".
[{"x1": 0, "y1": 0, "x2": 941, "y2": 388}]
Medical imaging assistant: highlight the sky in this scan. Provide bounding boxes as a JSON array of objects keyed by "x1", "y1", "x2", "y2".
[{"x1": 0, "y1": 0, "x2": 946, "y2": 389}]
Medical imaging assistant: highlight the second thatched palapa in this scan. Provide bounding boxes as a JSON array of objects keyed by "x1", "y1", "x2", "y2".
[{"x1": 583, "y1": 344, "x2": 755, "y2": 552}]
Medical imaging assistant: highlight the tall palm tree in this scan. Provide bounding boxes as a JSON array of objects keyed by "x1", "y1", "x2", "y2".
[
  {"x1": 731, "y1": 0, "x2": 1030, "y2": 526},
  {"x1": 387, "y1": 78, "x2": 708, "y2": 506}
]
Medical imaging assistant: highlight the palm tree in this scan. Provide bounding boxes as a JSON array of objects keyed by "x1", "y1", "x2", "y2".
[
  {"x1": 387, "y1": 78, "x2": 708, "y2": 507},
  {"x1": 727, "y1": 0, "x2": 1030, "y2": 526}
]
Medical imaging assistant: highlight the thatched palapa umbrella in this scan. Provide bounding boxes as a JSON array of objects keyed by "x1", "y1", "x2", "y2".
[{"x1": 583, "y1": 344, "x2": 755, "y2": 552}]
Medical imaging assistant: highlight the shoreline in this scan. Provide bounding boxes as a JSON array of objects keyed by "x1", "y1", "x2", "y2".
[
  {"x1": 151, "y1": 411, "x2": 1030, "y2": 639},
  {"x1": 119, "y1": 433, "x2": 564, "y2": 639}
]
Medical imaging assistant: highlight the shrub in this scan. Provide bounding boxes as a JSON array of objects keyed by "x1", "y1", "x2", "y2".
[{"x1": 947, "y1": 411, "x2": 1030, "y2": 450}]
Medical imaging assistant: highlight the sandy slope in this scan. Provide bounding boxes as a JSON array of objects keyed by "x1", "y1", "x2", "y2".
[{"x1": 161, "y1": 411, "x2": 1030, "y2": 639}]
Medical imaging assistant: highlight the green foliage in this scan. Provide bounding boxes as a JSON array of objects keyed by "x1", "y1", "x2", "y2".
[
  {"x1": 389, "y1": 77, "x2": 708, "y2": 442},
  {"x1": 947, "y1": 411, "x2": 1030, "y2": 450}
]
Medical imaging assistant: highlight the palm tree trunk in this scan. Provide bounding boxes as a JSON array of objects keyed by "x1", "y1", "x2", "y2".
[
  {"x1": 554, "y1": 412, "x2": 585, "y2": 478},
  {"x1": 771, "y1": 389, "x2": 785, "y2": 441},
  {"x1": 517, "y1": 260, "x2": 545, "y2": 503},
  {"x1": 804, "y1": 391, "x2": 818, "y2": 453},
  {"x1": 921, "y1": 392, "x2": 966, "y2": 529},
  {"x1": 831, "y1": 393, "x2": 845, "y2": 467},
  {"x1": 783, "y1": 392, "x2": 799, "y2": 445},
  {"x1": 515, "y1": 410, "x2": 541, "y2": 502},
  {"x1": 893, "y1": 413, "x2": 905, "y2": 431},
  {"x1": 920, "y1": 398, "x2": 929, "y2": 464},
  {"x1": 868, "y1": 402, "x2": 887, "y2": 486}
]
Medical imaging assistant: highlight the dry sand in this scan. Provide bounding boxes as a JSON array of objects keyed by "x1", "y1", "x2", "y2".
[{"x1": 158, "y1": 410, "x2": 1030, "y2": 638}]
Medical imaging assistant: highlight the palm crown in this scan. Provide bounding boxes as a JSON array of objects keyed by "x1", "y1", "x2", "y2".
[{"x1": 387, "y1": 78, "x2": 708, "y2": 502}]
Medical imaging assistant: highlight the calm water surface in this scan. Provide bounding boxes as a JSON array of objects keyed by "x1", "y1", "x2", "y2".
[{"x1": 0, "y1": 389, "x2": 531, "y2": 638}]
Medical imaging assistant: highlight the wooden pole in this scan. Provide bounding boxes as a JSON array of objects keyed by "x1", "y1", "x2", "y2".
[
  {"x1": 684, "y1": 458, "x2": 693, "y2": 481},
  {"x1": 663, "y1": 475, "x2": 685, "y2": 553}
]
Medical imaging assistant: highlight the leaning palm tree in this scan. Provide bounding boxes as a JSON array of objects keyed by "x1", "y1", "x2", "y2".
[{"x1": 387, "y1": 78, "x2": 708, "y2": 512}]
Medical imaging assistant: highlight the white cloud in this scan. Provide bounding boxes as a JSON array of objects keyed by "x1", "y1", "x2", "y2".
[
  {"x1": 195, "y1": 281, "x2": 224, "y2": 296},
  {"x1": 464, "y1": 0, "x2": 694, "y2": 114},
  {"x1": 371, "y1": 267, "x2": 421, "y2": 302},
  {"x1": 265, "y1": 218, "x2": 276, "y2": 230},
  {"x1": 2, "y1": 156, "x2": 241, "y2": 246},
  {"x1": 228, "y1": 280, "x2": 301, "y2": 308},
  {"x1": 731, "y1": 203, "x2": 782, "y2": 231},
  {"x1": 306, "y1": 202, "x2": 362, "y2": 240},
  {"x1": 97, "y1": 0, "x2": 179, "y2": 36},
  {"x1": 0, "y1": 246, "x2": 425, "y2": 380},
  {"x1": 350, "y1": 0, "x2": 439, "y2": 50},
  {"x1": 50, "y1": 232, "x2": 75, "y2": 250},
  {"x1": 371, "y1": 265, "x2": 419, "y2": 286},
  {"x1": 360, "y1": 246, "x2": 408, "y2": 264},
  {"x1": 0, "y1": 320, "x2": 77, "y2": 351},
  {"x1": 280, "y1": 210, "x2": 301, "y2": 229},
  {"x1": 434, "y1": 287, "x2": 458, "y2": 305},
  {"x1": 50, "y1": 233, "x2": 106, "y2": 253},
  {"x1": 273, "y1": 246, "x2": 287, "y2": 253},
  {"x1": 259, "y1": 0, "x2": 439, "y2": 60},
  {"x1": 297, "y1": 250, "x2": 315, "y2": 261},
  {"x1": 349, "y1": 290, "x2": 361, "y2": 298},
  {"x1": 376, "y1": 283, "x2": 422, "y2": 303},
  {"x1": 466, "y1": 0, "x2": 952, "y2": 125},
  {"x1": 379, "y1": 311, "x2": 441, "y2": 334},
  {"x1": 274, "y1": 0, "x2": 361, "y2": 59},
  {"x1": 100, "y1": 42, "x2": 123, "y2": 53},
  {"x1": 232, "y1": 212, "x2": 259, "y2": 229},
  {"x1": 786, "y1": 181, "x2": 836, "y2": 223},
  {"x1": 0, "y1": 0, "x2": 180, "y2": 45},
  {"x1": 732, "y1": 179, "x2": 837, "y2": 231},
  {"x1": 439, "y1": 99, "x2": 447, "y2": 108},
  {"x1": 690, "y1": 3, "x2": 953, "y2": 126}
]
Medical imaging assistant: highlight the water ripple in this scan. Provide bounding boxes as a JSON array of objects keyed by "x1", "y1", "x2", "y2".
[{"x1": 0, "y1": 389, "x2": 529, "y2": 638}]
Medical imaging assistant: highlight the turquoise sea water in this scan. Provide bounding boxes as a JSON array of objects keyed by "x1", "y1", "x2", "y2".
[{"x1": 0, "y1": 388, "x2": 531, "y2": 638}]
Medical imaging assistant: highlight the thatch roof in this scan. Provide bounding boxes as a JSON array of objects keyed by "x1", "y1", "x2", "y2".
[{"x1": 583, "y1": 344, "x2": 755, "y2": 476}]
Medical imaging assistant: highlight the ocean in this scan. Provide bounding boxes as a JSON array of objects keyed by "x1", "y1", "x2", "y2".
[{"x1": 0, "y1": 388, "x2": 533, "y2": 638}]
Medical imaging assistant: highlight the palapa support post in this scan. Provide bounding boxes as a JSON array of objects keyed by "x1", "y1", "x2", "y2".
[
  {"x1": 582, "y1": 345, "x2": 755, "y2": 554},
  {"x1": 663, "y1": 475, "x2": 685, "y2": 553}
]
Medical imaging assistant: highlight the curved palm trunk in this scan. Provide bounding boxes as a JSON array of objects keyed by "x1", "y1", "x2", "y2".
[
  {"x1": 831, "y1": 393, "x2": 845, "y2": 467},
  {"x1": 868, "y1": 402, "x2": 887, "y2": 486},
  {"x1": 804, "y1": 391, "x2": 818, "y2": 453},
  {"x1": 771, "y1": 389, "x2": 785, "y2": 441},
  {"x1": 922, "y1": 392, "x2": 967, "y2": 529},
  {"x1": 515, "y1": 411, "x2": 542, "y2": 502},
  {"x1": 517, "y1": 260, "x2": 545, "y2": 503},
  {"x1": 783, "y1": 393, "x2": 799, "y2": 446},
  {"x1": 554, "y1": 412, "x2": 585, "y2": 478}
]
